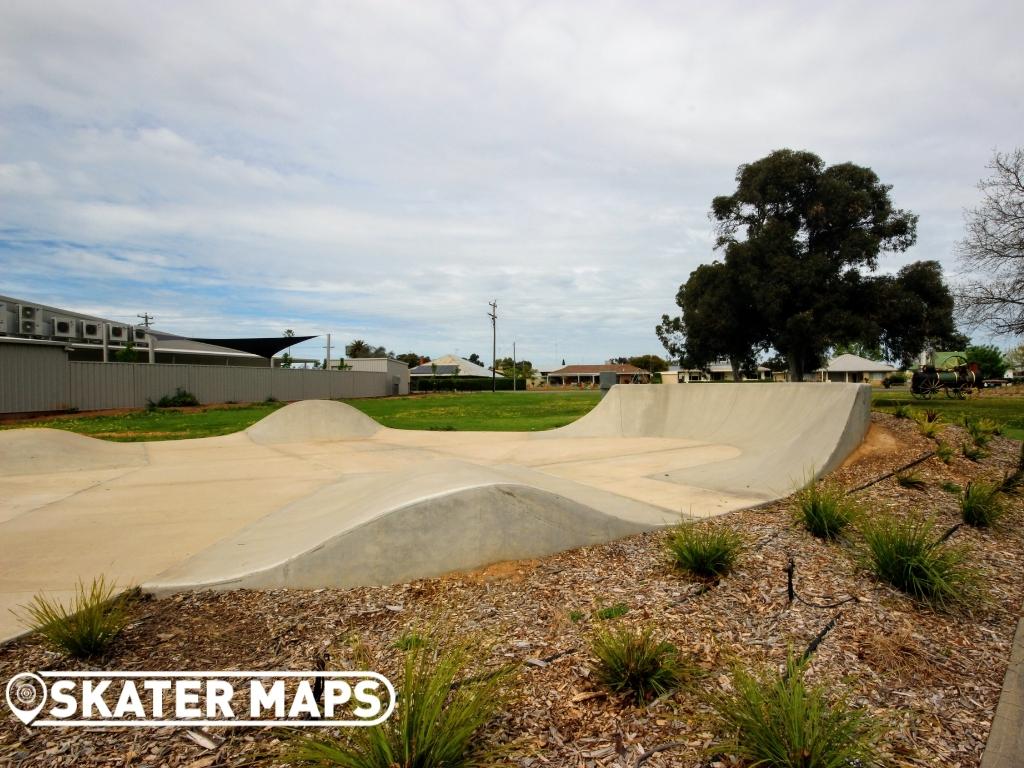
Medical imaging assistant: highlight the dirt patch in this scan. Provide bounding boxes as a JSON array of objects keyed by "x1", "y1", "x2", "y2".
[{"x1": 840, "y1": 422, "x2": 902, "y2": 467}]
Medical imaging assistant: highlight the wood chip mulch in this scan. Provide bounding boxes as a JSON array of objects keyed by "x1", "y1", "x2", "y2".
[{"x1": 2, "y1": 412, "x2": 1023, "y2": 767}]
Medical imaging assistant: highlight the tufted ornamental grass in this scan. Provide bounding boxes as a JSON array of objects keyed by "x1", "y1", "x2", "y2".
[
  {"x1": 590, "y1": 625, "x2": 686, "y2": 706},
  {"x1": 291, "y1": 634, "x2": 516, "y2": 768},
  {"x1": 859, "y1": 514, "x2": 979, "y2": 608},
  {"x1": 710, "y1": 651, "x2": 882, "y2": 767},
  {"x1": 960, "y1": 480, "x2": 1005, "y2": 528},
  {"x1": 667, "y1": 525, "x2": 741, "y2": 579},
  {"x1": 793, "y1": 483, "x2": 858, "y2": 540},
  {"x1": 914, "y1": 413, "x2": 944, "y2": 439},
  {"x1": 18, "y1": 576, "x2": 132, "y2": 660}
]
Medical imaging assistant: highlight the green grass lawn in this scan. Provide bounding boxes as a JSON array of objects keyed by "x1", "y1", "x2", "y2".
[
  {"x1": 342, "y1": 391, "x2": 602, "y2": 431},
  {"x1": 0, "y1": 403, "x2": 286, "y2": 441},
  {"x1": 0, "y1": 391, "x2": 603, "y2": 441},
  {"x1": 872, "y1": 388, "x2": 1024, "y2": 440}
]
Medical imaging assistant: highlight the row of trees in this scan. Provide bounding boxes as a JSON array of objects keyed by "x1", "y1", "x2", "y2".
[{"x1": 657, "y1": 149, "x2": 964, "y2": 379}]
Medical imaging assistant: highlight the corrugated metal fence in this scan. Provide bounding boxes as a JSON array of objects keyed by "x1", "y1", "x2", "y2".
[{"x1": 0, "y1": 344, "x2": 406, "y2": 413}]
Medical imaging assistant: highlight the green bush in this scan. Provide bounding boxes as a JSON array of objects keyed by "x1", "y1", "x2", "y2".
[
  {"x1": 794, "y1": 484, "x2": 858, "y2": 540},
  {"x1": 292, "y1": 636, "x2": 515, "y2": 768},
  {"x1": 148, "y1": 387, "x2": 200, "y2": 408},
  {"x1": 960, "y1": 480, "x2": 1004, "y2": 528},
  {"x1": 668, "y1": 525, "x2": 742, "y2": 578},
  {"x1": 590, "y1": 625, "x2": 683, "y2": 705},
  {"x1": 860, "y1": 514, "x2": 977, "y2": 608},
  {"x1": 19, "y1": 576, "x2": 131, "y2": 659},
  {"x1": 710, "y1": 652, "x2": 881, "y2": 767}
]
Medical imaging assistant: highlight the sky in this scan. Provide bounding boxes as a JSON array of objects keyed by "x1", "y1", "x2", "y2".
[{"x1": 1, "y1": 1, "x2": 1021, "y2": 368}]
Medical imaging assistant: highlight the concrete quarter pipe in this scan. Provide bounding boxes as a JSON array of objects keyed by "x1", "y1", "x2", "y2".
[{"x1": 0, "y1": 383, "x2": 870, "y2": 642}]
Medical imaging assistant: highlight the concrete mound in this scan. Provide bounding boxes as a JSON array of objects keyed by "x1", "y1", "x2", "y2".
[
  {"x1": 245, "y1": 399, "x2": 381, "y2": 444},
  {"x1": 146, "y1": 461, "x2": 653, "y2": 594},
  {"x1": 0, "y1": 428, "x2": 147, "y2": 475}
]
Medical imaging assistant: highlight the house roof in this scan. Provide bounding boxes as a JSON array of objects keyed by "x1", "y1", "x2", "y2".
[
  {"x1": 817, "y1": 353, "x2": 895, "y2": 373},
  {"x1": 408, "y1": 354, "x2": 504, "y2": 378},
  {"x1": 549, "y1": 364, "x2": 647, "y2": 376}
]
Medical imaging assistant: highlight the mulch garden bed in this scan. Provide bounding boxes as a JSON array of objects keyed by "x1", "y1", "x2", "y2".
[{"x1": 2, "y1": 412, "x2": 1022, "y2": 767}]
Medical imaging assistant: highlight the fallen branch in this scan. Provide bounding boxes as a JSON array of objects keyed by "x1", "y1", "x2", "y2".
[{"x1": 634, "y1": 740, "x2": 688, "y2": 767}]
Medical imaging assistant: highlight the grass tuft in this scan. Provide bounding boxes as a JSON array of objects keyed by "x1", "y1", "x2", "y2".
[
  {"x1": 590, "y1": 625, "x2": 685, "y2": 706},
  {"x1": 940, "y1": 481, "x2": 962, "y2": 495},
  {"x1": 935, "y1": 442, "x2": 955, "y2": 463},
  {"x1": 291, "y1": 634, "x2": 515, "y2": 768},
  {"x1": 962, "y1": 442, "x2": 987, "y2": 462},
  {"x1": 914, "y1": 412, "x2": 944, "y2": 439},
  {"x1": 793, "y1": 483, "x2": 858, "y2": 540},
  {"x1": 593, "y1": 602, "x2": 629, "y2": 621},
  {"x1": 18, "y1": 576, "x2": 131, "y2": 659},
  {"x1": 891, "y1": 403, "x2": 912, "y2": 419},
  {"x1": 859, "y1": 514, "x2": 978, "y2": 608},
  {"x1": 895, "y1": 470, "x2": 927, "y2": 489},
  {"x1": 710, "y1": 651, "x2": 881, "y2": 767},
  {"x1": 667, "y1": 525, "x2": 742, "y2": 578},
  {"x1": 960, "y1": 480, "x2": 1004, "y2": 528},
  {"x1": 391, "y1": 631, "x2": 429, "y2": 651}
]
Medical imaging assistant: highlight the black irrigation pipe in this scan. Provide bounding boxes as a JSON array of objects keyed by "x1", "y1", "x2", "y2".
[
  {"x1": 846, "y1": 450, "x2": 936, "y2": 494},
  {"x1": 785, "y1": 557, "x2": 858, "y2": 609},
  {"x1": 799, "y1": 611, "x2": 843, "y2": 667}
]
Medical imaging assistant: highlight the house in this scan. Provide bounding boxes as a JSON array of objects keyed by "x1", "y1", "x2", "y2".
[
  {"x1": 663, "y1": 362, "x2": 770, "y2": 383},
  {"x1": 546, "y1": 364, "x2": 650, "y2": 387},
  {"x1": 815, "y1": 353, "x2": 896, "y2": 383},
  {"x1": 409, "y1": 354, "x2": 504, "y2": 379}
]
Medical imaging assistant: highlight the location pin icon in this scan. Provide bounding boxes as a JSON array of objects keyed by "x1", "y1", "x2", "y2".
[{"x1": 6, "y1": 673, "x2": 47, "y2": 726}]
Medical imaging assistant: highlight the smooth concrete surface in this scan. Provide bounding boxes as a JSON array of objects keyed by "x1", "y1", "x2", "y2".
[
  {"x1": 0, "y1": 384, "x2": 870, "y2": 643},
  {"x1": 981, "y1": 617, "x2": 1024, "y2": 768}
]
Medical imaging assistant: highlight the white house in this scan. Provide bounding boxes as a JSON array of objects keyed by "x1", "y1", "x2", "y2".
[{"x1": 815, "y1": 353, "x2": 896, "y2": 383}]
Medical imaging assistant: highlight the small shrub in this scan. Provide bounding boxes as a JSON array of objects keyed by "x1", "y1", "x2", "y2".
[
  {"x1": 568, "y1": 610, "x2": 585, "y2": 623},
  {"x1": 668, "y1": 525, "x2": 742, "y2": 578},
  {"x1": 710, "y1": 651, "x2": 881, "y2": 767},
  {"x1": 964, "y1": 417, "x2": 997, "y2": 447},
  {"x1": 392, "y1": 631, "x2": 429, "y2": 651},
  {"x1": 896, "y1": 470, "x2": 926, "y2": 489},
  {"x1": 922, "y1": 408, "x2": 940, "y2": 423},
  {"x1": 962, "y1": 442, "x2": 987, "y2": 462},
  {"x1": 914, "y1": 414, "x2": 944, "y2": 439},
  {"x1": 18, "y1": 576, "x2": 131, "y2": 659},
  {"x1": 891, "y1": 403, "x2": 912, "y2": 419},
  {"x1": 594, "y1": 602, "x2": 628, "y2": 621},
  {"x1": 935, "y1": 442, "x2": 954, "y2": 463},
  {"x1": 591, "y1": 625, "x2": 683, "y2": 705},
  {"x1": 793, "y1": 483, "x2": 857, "y2": 540},
  {"x1": 960, "y1": 480, "x2": 1004, "y2": 528},
  {"x1": 860, "y1": 514, "x2": 977, "y2": 607},
  {"x1": 292, "y1": 635, "x2": 515, "y2": 767},
  {"x1": 153, "y1": 387, "x2": 199, "y2": 408},
  {"x1": 974, "y1": 417, "x2": 1003, "y2": 436},
  {"x1": 940, "y1": 481, "x2": 962, "y2": 495}
]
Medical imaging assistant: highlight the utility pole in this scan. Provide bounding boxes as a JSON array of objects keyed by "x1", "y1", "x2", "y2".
[
  {"x1": 512, "y1": 340, "x2": 517, "y2": 392},
  {"x1": 136, "y1": 312, "x2": 154, "y2": 329},
  {"x1": 324, "y1": 333, "x2": 332, "y2": 370},
  {"x1": 488, "y1": 300, "x2": 497, "y2": 393}
]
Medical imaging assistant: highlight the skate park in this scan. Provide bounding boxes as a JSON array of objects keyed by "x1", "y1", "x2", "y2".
[{"x1": 0, "y1": 383, "x2": 870, "y2": 643}]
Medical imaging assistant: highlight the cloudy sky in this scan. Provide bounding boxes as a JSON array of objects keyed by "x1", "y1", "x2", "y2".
[{"x1": 1, "y1": 1, "x2": 1021, "y2": 366}]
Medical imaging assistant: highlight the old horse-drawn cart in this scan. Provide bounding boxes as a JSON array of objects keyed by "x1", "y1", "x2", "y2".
[{"x1": 911, "y1": 354, "x2": 980, "y2": 400}]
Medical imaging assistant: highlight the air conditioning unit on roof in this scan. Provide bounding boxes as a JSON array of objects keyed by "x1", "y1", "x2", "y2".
[
  {"x1": 52, "y1": 316, "x2": 78, "y2": 338},
  {"x1": 107, "y1": 324, "x2": 129, "y2": 344},
  {"x1": 81, "y1": 321, "x2": 103, "y2": 341}
]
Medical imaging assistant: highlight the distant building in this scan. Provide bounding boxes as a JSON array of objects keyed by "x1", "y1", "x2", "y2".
[
  {"x1": 547, "y1": 364, "x2": 650, "y2": 387},
  {"x1": 815, "y1": 353, "x2": 896, "y2": 383},
  {"x1": 409, "y1": 354, "x2": 504, "y2": 379},
  {"x1": 664, "y1": 361, "x2": 770, "y2": 383}
]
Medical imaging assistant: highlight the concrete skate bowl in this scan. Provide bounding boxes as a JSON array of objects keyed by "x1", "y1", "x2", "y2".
[
  {"x1": 144, "y1": 383, "x2": 870, "y2": 595},
  {"x1": 0, "y1": 384, "x2": 869, "y2": 638}
]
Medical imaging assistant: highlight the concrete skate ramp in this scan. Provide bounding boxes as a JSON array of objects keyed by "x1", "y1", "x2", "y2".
[
  {"x1": 147, "y1": 460, "x2": 653, "y2": 594},
  {"x1": 0, "y1": 384, "x2": 869, "y2": 641},
  {"x1": 0, "y1": 428, "x2": 147, "y2": 475},
  {"x1": 246, "y1": 399, "x2": 381, "y2": 443}
]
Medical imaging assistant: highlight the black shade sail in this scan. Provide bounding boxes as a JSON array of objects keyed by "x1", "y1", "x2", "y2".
[{"x1": 186, "y1": 336, "x2": 316, "y2": 359}]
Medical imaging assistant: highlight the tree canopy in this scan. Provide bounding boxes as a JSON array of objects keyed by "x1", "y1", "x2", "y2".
[
  {"x1": 345, "y1": 339, "x2": 390, "y2": 358},
  {"x1": 657, "y1": 149, "x2": 956, "y2": 379},
  {"x1": 956, "y1": 148, "x2": 1024, "y2": 336}
]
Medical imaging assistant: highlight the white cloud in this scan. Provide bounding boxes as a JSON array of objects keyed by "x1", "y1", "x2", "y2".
[{"x1": 1, "y1": 0, "x2": 1022, "y2": 364}]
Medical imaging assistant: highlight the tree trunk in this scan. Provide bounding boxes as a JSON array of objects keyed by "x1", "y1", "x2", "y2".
[
  {"x1": 730, "y1": 358, "x2": 741, "y2": 382},
  {"x1": 788, "y1": 355, "x2": 804, "y2": 382}
]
